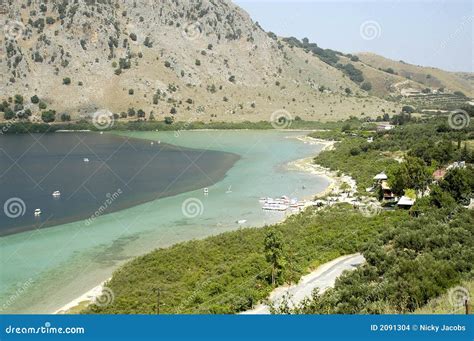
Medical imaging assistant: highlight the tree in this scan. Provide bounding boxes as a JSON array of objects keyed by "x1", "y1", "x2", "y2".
[
  {"x1": 350, "y1": 55, "x2": 359, "y2": 62},
  {"x1": 388, "y1": 157, "x2": 431, "y2": 196},
  {"x1": 63, "y1": 77, "x2": 71, "y2": 85},
  {"x1": 41, "y1": 110, "x2": 56, "y2": 123},
  {"x1": 144, "y1": 37, "x2": 153, "y2": 48},
  {"x1": 402, "y1": 105, "x2": 415, "y2": 114},
  {"x1": 127, "y1": 108, "x2": 136, "y2": 117},
  {"x1": 264, "y1": 229, "x2": 285, "y2": 286},
  {"x1": 14, "y1": 95, "x2": 23, "y2": 104},
  {"x1": 341, "y1": 123, "x2": 351, "y2": 133},
  {"x1": 361, "y1": 82, "x2": 372, "y2": 91},
  {"x1": 60, "y1": 113, "x2": 71, "y2": 122},
  {"x1": 427, "y1": 185, "x2": 456, "y2": 209},
  {"x1": 440, "y1": 167, "x2": 473, "y2": 204},
  {"x1": 3, "y1": 108, "x2": 15, "y2": 120},
  {"x1": 164, "y1": 116, "x2": 174, "y2": 124},
  {"x1": 31, "y1": 95, "x2": 40, "y2": 104},
  {"x1": 345, "y1": 88, "x2": 352, "y2": 95},
  {"x1": 137, "y1": 109, "x2": 145, "y2": 118},
  {"x1": 454, "y1": 91, "x2": 466, "y2": 98}
]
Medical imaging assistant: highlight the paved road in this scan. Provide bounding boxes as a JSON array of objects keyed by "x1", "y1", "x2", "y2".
[{"x1": 241, "y1": 253, "x2": 365, "y2": 314}]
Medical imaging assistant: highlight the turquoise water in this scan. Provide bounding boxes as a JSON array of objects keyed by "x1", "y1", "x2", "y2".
[{"x1": 0, "y1": 130, "x2": 329, "y2": 313}]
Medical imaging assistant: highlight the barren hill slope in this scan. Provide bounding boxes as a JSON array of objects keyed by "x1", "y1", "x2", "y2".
[
  {"x1": 1, "y1": 1, "x2": 400, "y2": 123},
  {"x1": 356, "y1": 52, "x2": 473, "y2": 98}
]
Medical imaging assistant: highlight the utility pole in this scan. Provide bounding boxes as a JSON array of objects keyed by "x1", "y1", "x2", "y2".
[
  {"x1": 154, "y1": 287, "x2": 161, "y2": 314},
  {"x1": 465, "y1": 299, "x2": 470, "y2": 315}
]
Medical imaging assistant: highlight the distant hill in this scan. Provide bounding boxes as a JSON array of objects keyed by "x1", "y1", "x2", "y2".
[
  {"x1": 355, "y1": 52, "x2": 473, "y2": 101},
  {"x1": 0, "y1": 0, "x2": 470, "y2": 125}
]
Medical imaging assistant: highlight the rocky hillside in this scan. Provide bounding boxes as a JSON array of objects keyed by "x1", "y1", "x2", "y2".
[{"x1": 0, "y1": 0, "x2": 408, "y2": 124}]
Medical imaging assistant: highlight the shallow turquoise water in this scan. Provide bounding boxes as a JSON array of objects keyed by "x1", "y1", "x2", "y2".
[{"x1": 0, "y1": 130, "x2": 329, "y2": 313}]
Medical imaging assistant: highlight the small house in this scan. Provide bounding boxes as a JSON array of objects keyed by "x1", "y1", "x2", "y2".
[
  {"x1": 376, "y1": 124, "x2": 394, "y2": 133},
  {"x1": 373, "y1": 172, "x2": 388, "y2": 182},
  {"x1": 397, "y1": 196, "x2": 415, "y2": 209},
  {"x1": 381, "y1": 181, "x2": 395, "y2": 201}
]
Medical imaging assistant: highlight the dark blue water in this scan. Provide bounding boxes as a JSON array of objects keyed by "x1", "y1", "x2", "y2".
[{"x1": 0, "y1": 133, "x2": 239, "y2": 236}]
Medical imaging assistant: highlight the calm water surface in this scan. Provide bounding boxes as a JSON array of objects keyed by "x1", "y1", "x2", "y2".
[
  {"x1": 0, "y1": 133, "x2": 238, "y2": 236},
  {"x1": 0, "y1": 130, "x2": 329, "y2": 313}
]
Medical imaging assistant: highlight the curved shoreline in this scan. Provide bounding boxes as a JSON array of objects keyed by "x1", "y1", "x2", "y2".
[{"x1": 54, "y1": 134, "x2": 334, "y2": 314}]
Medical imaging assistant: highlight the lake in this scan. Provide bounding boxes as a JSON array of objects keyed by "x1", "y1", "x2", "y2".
[
  {"x1": 0, "y1": 133, "x2": 239, "y2": 236},
  {"x1": 0, "y1": 130, "x2": 329, "y2": 313}
]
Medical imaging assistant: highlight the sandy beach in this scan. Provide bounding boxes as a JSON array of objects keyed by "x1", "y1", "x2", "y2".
[{"x1": 54, "y1": 279, "x2": 109, "y2": 314}]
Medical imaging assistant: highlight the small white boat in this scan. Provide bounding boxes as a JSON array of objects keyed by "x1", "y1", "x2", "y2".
[
  {"x1": 100, "y1": 131, "x2": 103, "y2": 135},
  {"x1": 262, "y1": 203, "x2": 288, "y2": 211},
  {"x1": 34, "y1": 209, "x2": 42, "y2": 216},
  {"x1": 83, "y1": 158, "x2": 90, "y2": 163},
  {"x1": 236, "y1": 219, "x2": 247, "y2": 224},
  {"x1": 204, "y1": 188, "x2": 209, "y2": 194},
  {"x1": 52, "y1": 191, "x2": 61, "y2": 197},
  {"x1": 150, "y1": 142, "x2": 154, "y2": 145}
]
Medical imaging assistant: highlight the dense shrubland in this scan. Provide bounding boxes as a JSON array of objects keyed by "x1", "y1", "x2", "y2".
[
  {"x1": 275, "y1": 207, "x2": 473, "y2": 314},
  {"x1": 313, "y1": 115, "x2": 474, "y2": 191},
  {"x1": 84, "y1": 206, "x2": 406, "y2": 314}
]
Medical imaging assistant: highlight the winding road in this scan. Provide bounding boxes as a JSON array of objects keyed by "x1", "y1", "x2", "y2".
[{"x1": 241, "y1": 253, "x2": 365, "y2": 314}]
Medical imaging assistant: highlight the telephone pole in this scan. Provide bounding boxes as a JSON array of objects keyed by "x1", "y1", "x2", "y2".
[{"x1": 154, "y1": 287, "x2": 161, "y2": 314}]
